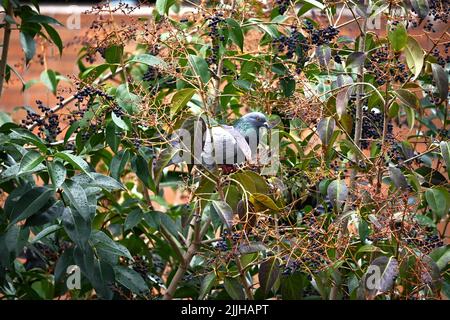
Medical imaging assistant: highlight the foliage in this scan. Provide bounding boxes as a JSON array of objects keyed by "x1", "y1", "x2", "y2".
[{"x1": 0, "y1": 0, "x2": 448, "y2": 300}]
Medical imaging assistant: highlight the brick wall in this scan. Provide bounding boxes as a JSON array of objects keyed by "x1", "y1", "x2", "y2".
[{"x1": 0, "y1": 7, "x2": 446, "y2": 120}]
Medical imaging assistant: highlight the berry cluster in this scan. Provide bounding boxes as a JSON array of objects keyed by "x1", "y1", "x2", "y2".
[
  {"x1": 143, "y1": 66, "x2": 159, "y2": 82},
  {"x1": 307, "y1": 25, "x2": 339, "y2": 46},
  {"x1": 275, "y1": 0, "x2": 290, "y2": 15},
  {"x1": 213, "y1": 239, "x2": 228, "y2": 251},
  {"x1": 132, "y1": 255, "x2": 150, "y2": 278},
  {"x1": 431, "y1": 47, "x2": 450, "y2": 68},
  {"x1": 282, "y1": 259, "x2": 300, "y2": 275},
  {"x1": 364, "y1": 45, "x2": 391, "y2": 85},
  {"x1": 205, "y1": 12, "x2": 225, "y2": 67},
  {"x1": 315, "y1": 197, "x2": 333, "y2": 215},
  {"x1": 423, "y1": 0, "x2": 449, "y2": 33},
  {"x1": 273, "y1": 26, "x2": 310, "y2": 74},
  {"x1": 406, "y1": 231, "x2": 444, "y2": 253},
  {"x1": 74, "y1": 85, "x2": 113, "y2": 104},
  {"x1": 349, "y1": 106, "x2": 391, "y2": 149},
  {"x1": 333, "y1": 54, "x2": 342, "y2": 64},
  {"x1": 65, "y1": 86, "x2": 115, "y2": 143},
  {"x1": 21, "y1": 99, "x2": 62, "y2": 143},
  {"x1": 389, "y1": 62, "x2": 409, "y2": 83}
]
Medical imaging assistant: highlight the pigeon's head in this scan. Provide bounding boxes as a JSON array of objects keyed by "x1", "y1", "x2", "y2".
[{"x1": 239, "y1": 112, "x2": 269, "y2": 129}]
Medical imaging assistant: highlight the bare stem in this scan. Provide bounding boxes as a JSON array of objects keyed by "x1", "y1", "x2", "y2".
[
  {"x1": 162, "y1": 207, "x2": 211, "y2": 300},
  {"x1": 0, "y1": 1, "x2": 13, "y2": 97}
]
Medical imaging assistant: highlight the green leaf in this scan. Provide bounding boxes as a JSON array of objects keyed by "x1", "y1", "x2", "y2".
[
  {"x1": 356, "y1": 244, "x2": 387, "y2": 256},
  {"x1": 258, "y1": 257, "x2": 280, "y2": 297},
  {"x1": 11, "y1": 128, "x2": 47, "y2": 152},
  {"x1": 188, "y1": 54, "x2": 210, "y2": 84},
  {"x1": 42, "y1": 23, "x2": 63, "y2": 56},
  {"x1": 153, "y1": 147, "x2": 177, "y2": 188},
  {"x1": 111, "y1": 111, "x2": 130, "y2": 131},
  {"x1": 91, "y1": 230, "x2": 133, "y2": 260},
  {"x1": 425, "y1": 187, "x2": 450, "y2": 218},
  {"x1": 54, "y1": 248, "x2": 75, "y2": 284},
  {"x1": 429, "y1": 246, "x2": 450, "y2": 271},
  {"x1": 64, "y1": 120, "x2": 79, "y2": 144},
  {"x1": 281, "y1": 272, "x2": 305, "y2": 300},
  {"x1": 389, "y1": 166, "x2": 409, "y2": 189},
  {"x1": 110, "y1": 149, "x2": 130, "y2": 181},
  {"x1": 143, "y1": 211, "x2": 161, "y2": 229},
  {"x1": 317, "y1": 117, "x2": 335, "y2": 146},
  {"x1": 440, "y1": 141, "x2": 450, "y2": 177},
  {"x1": 226, "y1": 18, "x2": 244, "y2": 51},
  {"x1": 199, "y1": 272, "x2": 217, "y2": 299},
  {"x1": 431, "y1": 63, "x2": 448, "y2": 101},
  {"x1": 404, "y1": 106, "x2": 415, "y2": 131},
  {"x1": 106, "y1": 121, "x2": 120, "y2": 153},
  {"x1": 115, "y1": 84, "x2": 141, "y2": 114},
  {"x1": 280, "y1": 76, "x2": 295, "y2": 97},
  {"x1": 302, "y1": 0, "x2": 325, "y2": 10},
  {"x1": 104, "y1": 45, "x2": 123, "y2": 65},
  {"x1": 410, "y1": 0, "x2": 430, "y2": 21},
  {"x1": 170, "y1": 88, "x2": 196, "y2": 116},
  {"x1": 40, "y1": 69, "x2": 58, "y2": 94},
  {"x1": 223, "y1": 277, "x2": 245, "y2": 300},
  {"x1": 230, "y1": 170, "x2": 270, "y2": 194},
  {"x1": 395, "y1": 89, "x2": 419, "y2": 109},
  {"x1": 27, "y1": 14, "x2": 62, "y2": 25},
  {"x1": 114, "y1": 265, "x2": 149, "y2": 295},
  {"x1": 414, "y1": 214, "x2": 436, "y2": 228},
  {"x1": 327, "y1": 179, "x2": 348, "y2": 210},
  {"x1": 8, "y1": 187, "x2": 53, "y2": 226},
  {"x1": 26, "y1": 199, "x2": 65, "y2": 227},
  {"x1": 62, "y1": 180, "x2": 91, "y2": 220},
  {"x1": 20, "y1": 32, "x2": 36, "y2": 64},
  {"x1": 61, "y1": 207, "x2": 90, "y2": 248},
  {"x1": 9, "y1": 187, "x2": 53, "y2": 225},
  {"x1": 124, "y1": 209, "x2": 144, "y2": 231},
  {"x1": 18, "y1": 150, "x2": 44, "y2": 174},
  {"x1": 47, "y1": 161, "x2": 66, "y2": 188},
  {"x1": 405, "y1": 36, "x2": 424, "y2": 80},
  {"x1": 31, "y1": 225, "x2": 62, "y2": 244},
  {"x1": 388, "y1": 23, "x2": 407, "y2": 51},
  {"x1": 211, "y1": 200, "x2": 234, "y2": 229},
  {"x1": 346, "y1": 52, "x2": 366, "y2": 69},
  {"x1": 131, "y1": 155, "x2": 153, "y2": 190},
  {"x1": 80, "y1": 64, "x2": 110, "y2": 81},
  {"x1": 129, "y1": 54, "x2": 166, "y2": 68},
  {"x1": 90, "y1": 173, "x2": 124, "y2": 191},
  {"x1": 54, "y1": 152, "x2": 92, "y2": 178},
  {"x1": 155, "y1": 0, "x2": 176, "y2": 15},
  {"x1": 250, "y1": 193, "x2": 280, "y2": 211}
]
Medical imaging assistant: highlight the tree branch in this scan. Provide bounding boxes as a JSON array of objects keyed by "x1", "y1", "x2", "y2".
[{"x1": 0, "y1": 1, "x2": 13, "y2": 97}]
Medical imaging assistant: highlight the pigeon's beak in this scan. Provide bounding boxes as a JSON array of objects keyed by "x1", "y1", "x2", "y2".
[{"x1": 263, "y1": 122, "x2": 270, "y2": 129}]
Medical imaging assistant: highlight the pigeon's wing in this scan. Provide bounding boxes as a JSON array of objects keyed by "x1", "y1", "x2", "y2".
[
  {"x1": 220, "y1": 125, "x2": 252, "y2": 162},
  {"x1": 202, "y1": 125, "x2": 252, "y2": 166}
]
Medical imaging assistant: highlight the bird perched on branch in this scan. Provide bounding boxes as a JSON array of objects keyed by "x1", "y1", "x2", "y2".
[{"x1": 171, "y1": 112, "x2": 270, "y2": 170}]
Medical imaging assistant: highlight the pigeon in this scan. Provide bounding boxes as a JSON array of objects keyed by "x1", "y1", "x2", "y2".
[
  {"x1": 203, "y1": 112, "x2": 269, "y2": 167},
  {"x1": 171, "y1": 112, "x2": 269, "y2": 168}
]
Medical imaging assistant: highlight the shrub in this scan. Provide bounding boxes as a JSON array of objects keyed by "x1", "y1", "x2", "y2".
[{"x1": 0, "y1": 0, "x2": 448, "y2": 300}]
